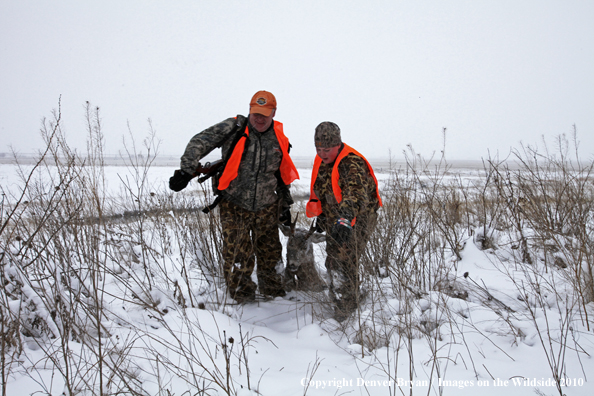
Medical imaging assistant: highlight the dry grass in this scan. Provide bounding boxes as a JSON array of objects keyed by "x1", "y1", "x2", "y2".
[{"x1": 1, "y1": 106, "x2": 592, "y2": 395}]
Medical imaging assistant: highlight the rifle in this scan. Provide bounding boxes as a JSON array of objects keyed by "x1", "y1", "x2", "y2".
[
  {"x1": 189, "y1": 159, "x2": 226, "y2": 214},
  {"x1": 194, "y1": 159, "x2": 225, "y2": 184}
]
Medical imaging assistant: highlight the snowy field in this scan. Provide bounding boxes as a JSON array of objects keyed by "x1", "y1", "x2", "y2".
[{"x1": 1, "y1": 156, "x2": 593, "y2": 396}]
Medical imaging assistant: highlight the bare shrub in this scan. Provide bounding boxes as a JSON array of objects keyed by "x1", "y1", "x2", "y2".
[
  {"x1": 2, "y1": 103, "x2": 593, "y2": 395},
  {"x1": 493, "y1": 131, "x2": 594, "y2": 326}
]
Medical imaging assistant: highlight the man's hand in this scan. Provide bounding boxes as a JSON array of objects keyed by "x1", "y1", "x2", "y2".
[
  {"x1": 169, "y1": 169, "x2": 194, "y2": 192},
  {"x1": 279, "y1": 206, "x2": 292, "y2": 227},
  {"x1": 331, "y1": 217, "x2": 352, "y2": 245},
  {"x1": 277, "y1": 185, "x2": 294, "y2": 206}
]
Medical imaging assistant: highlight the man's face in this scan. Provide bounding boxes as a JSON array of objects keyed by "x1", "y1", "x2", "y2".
[
  {"x1": 249, "y1": 110, "x2": 275, "y2": 133},
  {"x1": 316, "y1": 145, "x2": 341, "y2": 164}
]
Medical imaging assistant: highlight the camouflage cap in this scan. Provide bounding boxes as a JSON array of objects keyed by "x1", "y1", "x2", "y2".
[{"x1": 314, "y1": 121, "x2": 342, "y2": 148}]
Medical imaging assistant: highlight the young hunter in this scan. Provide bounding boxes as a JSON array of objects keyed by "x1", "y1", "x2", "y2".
[
  {"x1": 306, "y1": 122, "x2": 382, "y2": 321},
  {"x1": 169, "y1": 91, "x2": 299, "y2": 303}
]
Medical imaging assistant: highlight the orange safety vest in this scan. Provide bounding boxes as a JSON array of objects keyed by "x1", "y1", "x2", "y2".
[
  {"x1": 306, "y1": 144, "x2": 382, "y2": 221},
  {"x1": 218, "y1": 120, "x2": 299, "y2": 190}
]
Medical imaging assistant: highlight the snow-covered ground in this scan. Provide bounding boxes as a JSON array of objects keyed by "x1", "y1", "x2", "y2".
[{"x1": 1, "y1": 159, "x2": 592, "y2": 396}]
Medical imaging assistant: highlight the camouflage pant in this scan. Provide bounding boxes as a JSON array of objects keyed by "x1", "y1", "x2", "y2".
[
  {"x1": 325, "y1": 212, "x2": 377, "y2": 315},
  {"x1": 219, "y1": 199, "x2": 284, "y2": 298}
]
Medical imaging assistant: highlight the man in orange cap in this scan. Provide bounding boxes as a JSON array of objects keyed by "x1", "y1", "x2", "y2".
[{"x1": 169, "y1": 91, "x2": 299, "y2": 303}]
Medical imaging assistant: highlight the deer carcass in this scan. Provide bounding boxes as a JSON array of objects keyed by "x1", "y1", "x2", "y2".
[{"x1": 279, "y1": 215, "x2": 326, "y2": 292}]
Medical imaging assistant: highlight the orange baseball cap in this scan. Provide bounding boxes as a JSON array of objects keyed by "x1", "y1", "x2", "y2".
[{"x1": 249, "y1": 91, "x2": 277, "y2": 116}]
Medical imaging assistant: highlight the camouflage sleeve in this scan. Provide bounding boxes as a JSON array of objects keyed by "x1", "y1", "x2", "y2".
[
  {"x1": 336, "y1": 154, "x2": 373, "y2": 220},
  {"x1": 180, "y1": 117, "x2": 237, "y2": 174}
]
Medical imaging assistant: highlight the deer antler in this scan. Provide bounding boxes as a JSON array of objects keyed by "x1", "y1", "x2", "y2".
[
  {"x1": 291, "y1": 212, "x2": 299, "y2": 234},
  {"x1": 304, "y1": 218, "x2": 317, "y2": 240}
]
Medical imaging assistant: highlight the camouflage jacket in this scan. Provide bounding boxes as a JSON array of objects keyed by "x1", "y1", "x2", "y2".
[
  {"x1": 180, "y1": 115, "x2": 289, "y2": 212},
  {"x1": 313, "y1": 152, "x2": 380, "y2": 224}
]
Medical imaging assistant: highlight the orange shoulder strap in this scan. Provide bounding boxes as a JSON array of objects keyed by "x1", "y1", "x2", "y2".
[
  {"x1": 273, "y1": 122, "x2": 299, "y2": 185},
  {"x1": 219, "y1": 121, "x2": 299, "y2": 191},
  {"x1": 332, "y1": 144, "x2": 382, "y2": 206},
  {"x1": 305, "y1": 156, "x2": 323, "y2": 218},
  {"x1": 306, "y1": 144, "x2": 382, "y2": 219},
  {"x1": 217, "y1": 127, "x2": 249, "y2": 191}
]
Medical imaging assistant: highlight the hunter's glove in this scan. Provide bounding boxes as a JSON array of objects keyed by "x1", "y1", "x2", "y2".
[
  {"x1": 277, "y1": 184, "x2": 293, "y2": 226},
  {"x1": 169, "y1": 169, "x2": 194, "y2": 192},
  {"x1": 277, "y1": 185, "x2": 294, "y2": 206},
  {"x1": 314, "y1": 214, "x2": 326, "y2": 233},
  {"x1": 331, "y1": 217, "x2": 353, "y2": 245},
  {"x1": 279, "y1": 205, "x2": 292, "y2": 227}
]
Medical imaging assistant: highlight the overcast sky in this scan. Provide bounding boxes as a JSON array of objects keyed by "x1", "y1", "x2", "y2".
[{"x1": 1, "y1": 0, "x2": 593, "y2": 161}]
